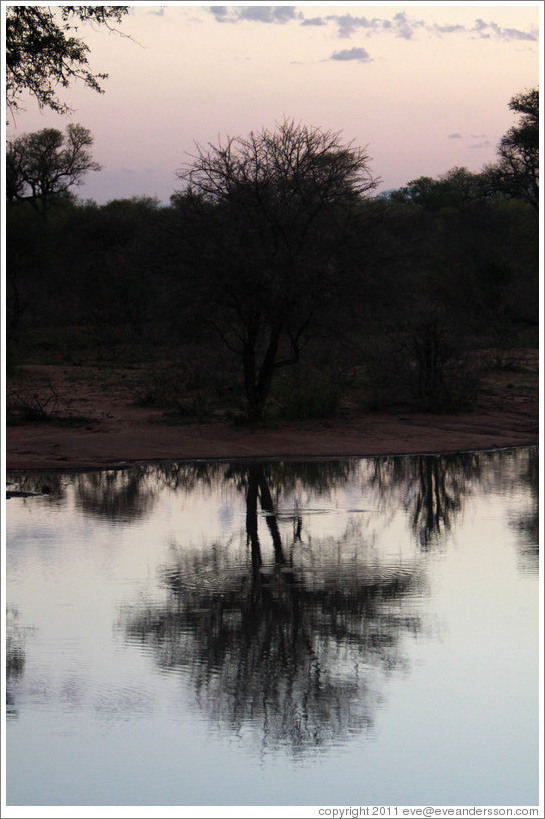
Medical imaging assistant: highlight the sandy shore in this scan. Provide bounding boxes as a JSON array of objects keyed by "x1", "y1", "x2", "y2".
[
  {"x1": 6, "y1": 408, "x2": 539, "y2": 472},
  {"x1": 6, "y1": 359, "x2": 539, "y2": 471}
]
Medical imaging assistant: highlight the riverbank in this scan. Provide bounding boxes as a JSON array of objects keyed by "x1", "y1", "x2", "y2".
[{"x1": 5, "y1": 353, "x2": 539, "y2": 471}]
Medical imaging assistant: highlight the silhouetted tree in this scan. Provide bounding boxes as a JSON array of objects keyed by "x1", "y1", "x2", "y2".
[
  {"x1": 7, "y1": 124, "x2": 101, "y2": 216},
  {"x1": 172, "y1": 119, "x2": 379, "y2": 420},
  {"x1": 484, "y1": 88, "x2": 539, "y2": 210},
  {"x1": 5, "y1": 5, "x2": 129, "y2": 117},
  {"x1": 389, "y1": 167, "x2": 489, "y2": 212},
  {"x1": 65, "y1": 197, "x2": 162, "y2": 337}
]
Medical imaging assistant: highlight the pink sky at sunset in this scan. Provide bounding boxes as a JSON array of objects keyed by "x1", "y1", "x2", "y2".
[{"x1": 3, "y1": 2, "x2": 542, "y2": 204}]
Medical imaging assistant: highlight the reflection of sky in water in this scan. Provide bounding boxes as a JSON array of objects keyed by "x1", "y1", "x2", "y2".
[
  {"x1": 217, "y1": 501, "x2": 235, "y2": 531},
  {"x1": 5, "y1": 449, "x2": 539, "y2": 807}
]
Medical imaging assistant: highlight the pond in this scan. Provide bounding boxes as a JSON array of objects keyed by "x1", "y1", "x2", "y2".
[{"x1": 5, "y1": 448, "x2": 539, "y2": 808}]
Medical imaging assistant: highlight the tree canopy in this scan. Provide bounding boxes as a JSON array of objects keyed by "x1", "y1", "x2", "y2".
[
  {"x1": 388, "y1": 167, "x2": 489, "y2": 211},
  {"x1": 7, "y1": 124, "x2": 101, "y2": 215},
  {"x1": 173, "y1": 119, "x2": 379, "y2": 419},
  {"x1": 5, "y1": 5, "x2": 129, "y2": 117},
  {"x1": 5, "y1": 92, "x2": 538, "y2": 421},
  {"x1": 388, "y1": 88, "x2": 539, "y2": 212},
  {"x1": 485, "y1": 88, "x2": 539, "y2": 210}
]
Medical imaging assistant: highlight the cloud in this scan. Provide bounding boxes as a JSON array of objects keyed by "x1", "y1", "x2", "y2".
[
  {"x1": 326, "y1": 11, "x2": 425, "y2": 40},
  {"x1": 329, "y1": 47, "x2": 372, "y2": 63},
  {"x1": 469, "y1": 141, "x2": 492, "y2": 149},
  {"x1": 472, "y1": 18, "x2": 491, "y2": 39},
  {"x1": 209, "y1": 6, "x2": 228, "y2": 22},
  {"x1": 207, "y1": 7, "x2": 538, "y2": 46},
  {"x1": 323, "y1": 10, "x2": 537, "y2": 44},
  {"x1": 147, "y1": 7, "x2": 165, "y2": 16},
  {"x1": 209, "y1": 6, "x2": 300, "y2": 25},
  {"x1": 326, "y1": 14, "x2": 380, "y2": 38},
  {"x1": 300, "y1": 17, "x2": 327, "y2": 28},
  {"x1": 392, "y1": 11, "x2": 421, "y2": 40},
  {"x1": 448, "y1": 133, "x2": 463, "y2": 139},
  {"x1": 471, "y1": 18, "x2": 538, "y2": 41},
  {"x1": 434, "y1": 24, "x2": 465, "y2": 35},
  {"x1": 500, "y1": 26, "x2": 538, "y2": 41},
  {"x1": 242, "y1": 6, "x2": 298, "y2": 24}
]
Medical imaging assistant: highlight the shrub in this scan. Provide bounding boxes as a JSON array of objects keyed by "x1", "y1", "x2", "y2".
[
  {"x1": 272, "y1": 367, "x2": 342, "y2": 420},
  {"x1": 362, "y1": 323, "x2": 482, "y2": 412},
  {"x1": 6, "y1": 382, "x2": 90, "y2": 426}
]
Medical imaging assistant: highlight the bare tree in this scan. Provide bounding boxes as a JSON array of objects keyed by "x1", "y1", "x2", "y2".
[{"x1": 173, "y1": 119, "x2": 379, "y2": 420}]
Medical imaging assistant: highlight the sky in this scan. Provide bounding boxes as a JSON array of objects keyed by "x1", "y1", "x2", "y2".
[{"x1": 3, "y1": 2, "x2": 542, "y2": 205}]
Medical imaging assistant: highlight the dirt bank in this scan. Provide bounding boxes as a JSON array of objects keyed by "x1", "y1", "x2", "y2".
[{"x1": 5, "y1": 355, "x2": 539, "y2": 471}]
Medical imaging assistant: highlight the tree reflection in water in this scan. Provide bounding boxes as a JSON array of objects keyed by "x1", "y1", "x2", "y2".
[
  {"x1": 7, "y1": 450, "x2": 537, "y2": 750},
  {"x1": 508, "y1": 448, "x2": 539, "y2": 575},
  {"x1": 125, "y1": 463, "x2": 424, "y2": 754},
  {"x1": 74, "y1": 467, "x2": 158, "y2": 522},
  {"x1": 8, "y1": 451, "x2": 536, "y2": 560},
  {"x1": 369, "y1": 452, "x2": 482, "y2": 549},
  {"x1": 6, "y1": 608, "x2": 27, "y2": 720}
]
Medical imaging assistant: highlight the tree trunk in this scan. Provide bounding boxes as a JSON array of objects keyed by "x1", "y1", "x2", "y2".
[
  {"x1": 243, "y1": 320, "x2": 259, "y2": 420},
  {"x1": 243, "y1": 322, "x2": 282, "y2": 421},
  {"x1": 246, "y1": 466, "x2": 262, "y2": 573},
  {"x1": 258, "y1": 471, "x2": 285, "y2": 564}
]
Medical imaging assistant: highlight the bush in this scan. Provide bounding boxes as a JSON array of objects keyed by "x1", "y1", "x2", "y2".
[
  {"x1": 272, "y1": 367, "x2": 342, "y2": 420},
  {"x1": 6, "y1": 383, "x2": 90, "y2": 426},
  {"x1": 362, "y1": 323, "x2": 482, "y2": 412}
]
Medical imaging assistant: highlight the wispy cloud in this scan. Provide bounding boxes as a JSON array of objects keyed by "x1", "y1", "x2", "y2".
[
  {"x1": 207, "y1": 7, "x2": 537, "y2": 44},
  {"x1": 325, "y1": 14, "x2": 380, "y2": 38},
  {"x1": 471, "y1": 19, "x2": 538, "y2": 40},
  {"x1": 328, "y1": 47, "x2": 372, "y2": 63},
  {"x1": 325, "y1": 12, "x2": 537, "y2": 42},
  {"x1": 448, "y1": 133, "x2": 463, "y2": 139},
  {"x1": 469, "y1": 140, "x2": 492, "y2": 149},
  {"x1": 323, "y1": 11, "x2": 425, "y2": 40},
  {"x1": 209, "y1": 6, "x2": 300, "y2": 25},
  {"x1": 391, "y1": 11, "x2": 423, "y2": 40},
  {"x1": 301, "y1": 17, "x2": 327, "y2": 28},
  {"x1": 434, "y1": 24, "x2": 465, "y2": 35}
]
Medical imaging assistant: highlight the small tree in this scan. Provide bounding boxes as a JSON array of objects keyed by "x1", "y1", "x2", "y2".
[
  {"x1": 5, "y1": 5, "x2": 129, "y2": 117},
  {"x1": 7, "y1": 124, "x2": 101, "y2": 216},
  {"x1": 173, "y1": 120, "x2": 379, "y2": 420}
]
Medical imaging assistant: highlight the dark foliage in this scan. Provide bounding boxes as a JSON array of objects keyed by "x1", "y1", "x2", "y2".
[
  {"x1": 5, "y1": 97, "x2": 538, "y2": 419},
  {"x1": 6, "y1": 5, "x2": 129, "y2": 116}
]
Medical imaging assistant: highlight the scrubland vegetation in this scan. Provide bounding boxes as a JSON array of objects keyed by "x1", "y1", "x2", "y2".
[{"x1": 6, "y1": 91, "x2": 538, "y2": 426}]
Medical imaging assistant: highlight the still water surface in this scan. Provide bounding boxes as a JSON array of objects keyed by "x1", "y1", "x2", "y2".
[{"x1": 6, "y1": 449, "x2": 539, "y2": 807}]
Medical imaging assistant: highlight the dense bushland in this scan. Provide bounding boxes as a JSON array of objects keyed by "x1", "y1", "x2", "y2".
[
  {"x1": 6, "y1": 186, "x2": 537, "y2": 420},
  {"x1": 6, "y1": 100, "x2": 539, "y2": 422}
]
